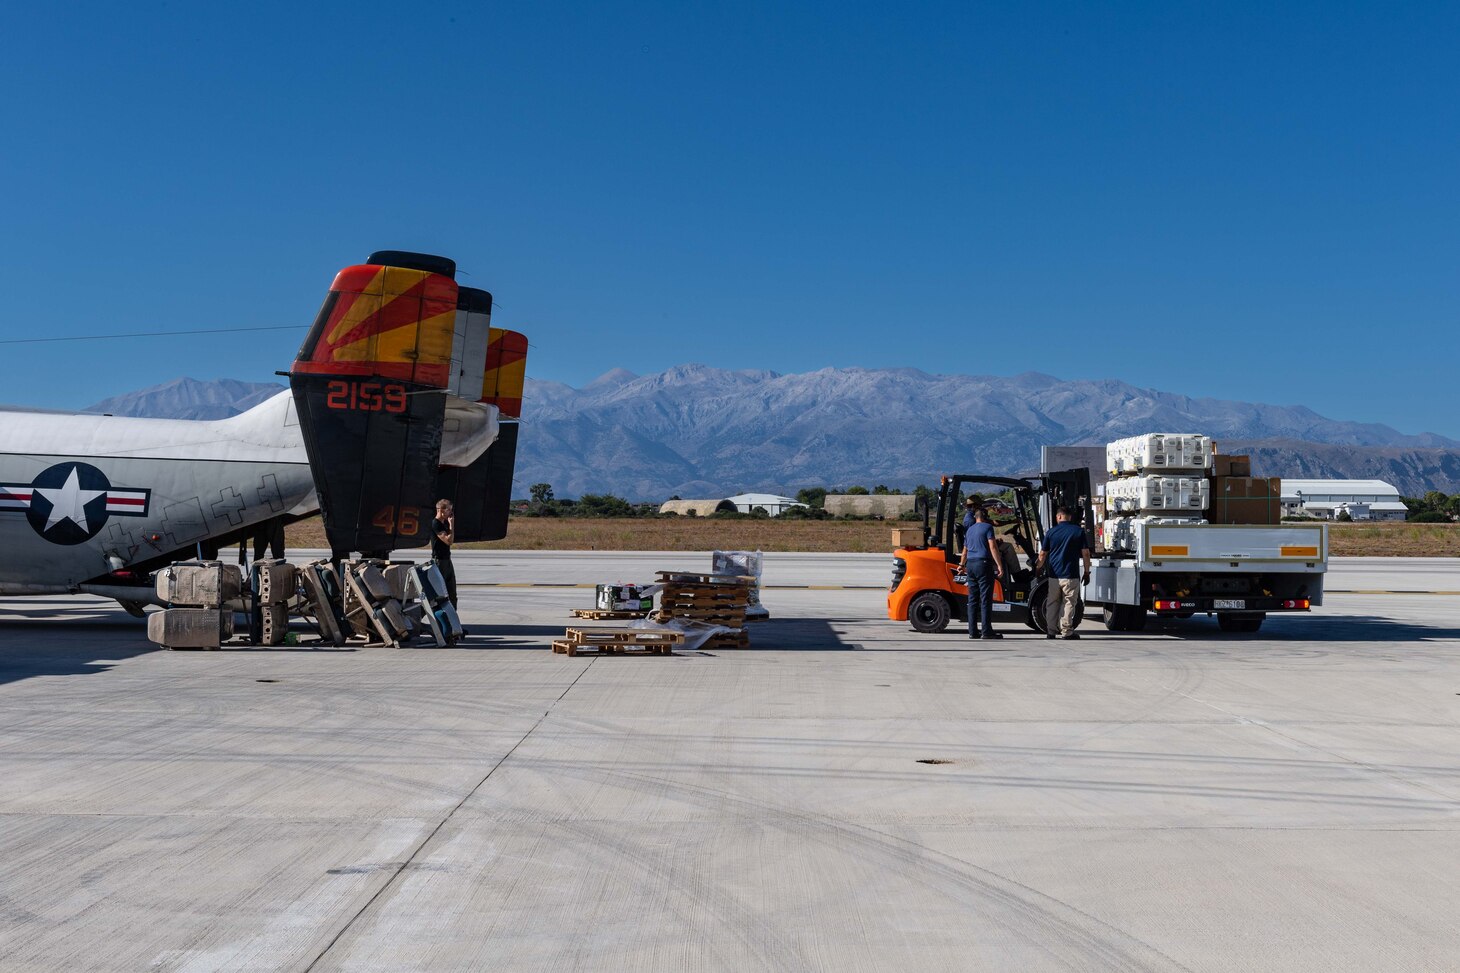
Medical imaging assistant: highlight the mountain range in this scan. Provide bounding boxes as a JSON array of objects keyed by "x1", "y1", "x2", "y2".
[
  {"x1": 81, "y1": 368, "x2": 1460, "y2": 498},
  {"x1": 86, "y1": 378, "x2": 286, "y2": 421}
]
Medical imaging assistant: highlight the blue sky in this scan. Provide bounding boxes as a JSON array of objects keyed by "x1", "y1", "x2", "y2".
[{"x1": 1, "y1": 2, "x2": 1456, "y2": 434}]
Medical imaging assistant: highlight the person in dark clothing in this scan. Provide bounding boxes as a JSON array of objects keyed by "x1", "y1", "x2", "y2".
[
  {"x1": 252, "y1": 517, "x2": 286, "y2": 561},
  {"x1": 1037, "y1": 506, "x2": 1092, "y2": 640},
  {"x1": 959, "y1": 507, "x2": 1005, "y2": 640},
  {"x1": 432, "y1": 499, "x2": 459, "y2": 609}
]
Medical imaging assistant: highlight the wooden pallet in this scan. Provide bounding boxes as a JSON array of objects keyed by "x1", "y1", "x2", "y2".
[
  {"x1": 655, "y1": 571, "x2": 756, "y2": 586},
  {"x1": 565, "y1": 628, "x2": 683, "y2": 646},
  {"x1": 553, "y1": 638, "x2": 676, "y2": 657},
  {"x1": 665, "y1": 610, "x2": 747, "y2": 625},
  {"x1": 553, "y1": 627, "x2": 685, "y2": 656},
  {"x1": 661, "y1": 588, "x2": 748, "y2": 604},
  {"x1": 569, "y1": 608, "x2": 651, "y2": 620},
  {"x1": 702, "y1": 629, "x2": 751, "y2": 649}
]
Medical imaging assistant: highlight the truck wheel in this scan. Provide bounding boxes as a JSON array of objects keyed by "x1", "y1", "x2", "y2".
[
  {"x1": 1103, "y1": 605, "x2": 1146, "y2": 632},
  {"x1": 908, "y1": 592, "x2": 952, "y2": 633}
]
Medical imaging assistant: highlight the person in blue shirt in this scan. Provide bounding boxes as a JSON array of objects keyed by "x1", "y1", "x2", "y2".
[
  {"x1": 1037, "y1": 506, "x2": 1092, "y2": 640},
  {"x1": 959, "y1": 506, "x2": 1005, "y2": 639}
]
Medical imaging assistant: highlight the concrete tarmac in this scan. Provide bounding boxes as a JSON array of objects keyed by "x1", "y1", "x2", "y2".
[{"x1": 1, "y1": 554, "x2": 1457, "y2": 971}]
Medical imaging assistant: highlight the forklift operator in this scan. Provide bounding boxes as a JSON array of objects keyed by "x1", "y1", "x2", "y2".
[{"x1": 959, "y1": 507, "x2": 1005, "y2": 640}]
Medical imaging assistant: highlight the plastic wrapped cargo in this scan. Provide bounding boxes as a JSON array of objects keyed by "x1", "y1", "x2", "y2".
[
  {"x1": 713, "y1": 550, "x2": 768, "y2": 620},
  {"x1": 1106, "y1": 476, "x2": 1210, "y2": 514},
  {"x1": 1107, "y1": 434, "x2": 1212, "y2": 475}
]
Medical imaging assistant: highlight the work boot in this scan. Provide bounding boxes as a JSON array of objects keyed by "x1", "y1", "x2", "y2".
[
  {"x1": 981, "y1": 632, "x2": 1003, "y2": 640},
  {"x1": 1062, "y1": 633, "x2": 1081, "y2": 640},
  {"x1": 1045, "y1": 633, "x2": 1057, "y2": 639}
]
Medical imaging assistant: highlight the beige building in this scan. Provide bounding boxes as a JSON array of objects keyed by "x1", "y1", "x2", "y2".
[
  {"x1": 824, "y1": 494, "x2": 918, "y2": 518},
  {"x1": 658, "y1": 499, "x2": 737, "y2": 516}
]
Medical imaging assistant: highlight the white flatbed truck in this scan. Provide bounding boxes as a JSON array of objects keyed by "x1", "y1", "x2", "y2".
[{"x1": 1083, "y1": 522, "x2": 1328, "y2": 632}]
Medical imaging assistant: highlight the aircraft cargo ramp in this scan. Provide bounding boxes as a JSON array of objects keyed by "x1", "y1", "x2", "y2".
[{"x1": 0, "y1": 553, "x2": 1457, "y2": 972}]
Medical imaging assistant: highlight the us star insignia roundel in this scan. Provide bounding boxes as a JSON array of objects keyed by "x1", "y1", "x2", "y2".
[{"x1": 0, "y1": 462, "x2": 151, "y2": 546}]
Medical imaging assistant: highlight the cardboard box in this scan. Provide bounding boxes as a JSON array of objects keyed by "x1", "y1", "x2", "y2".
[
  {"x1": 1208, "y1": 476, "x2": 1282, "y2": 525},
  {"x1": 1211, "y1": 454, "x2": 1252, "y2": 478},
  {"x1": 891, "y1": 528, "x2": 925, "y2": 549}
]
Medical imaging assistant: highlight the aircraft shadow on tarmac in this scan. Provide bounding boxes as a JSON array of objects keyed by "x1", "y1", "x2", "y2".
[{"x1": 0, "y1": 639, "x2": 155, "y2": 687}]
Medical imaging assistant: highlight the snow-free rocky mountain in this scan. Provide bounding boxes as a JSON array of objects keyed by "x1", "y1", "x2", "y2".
[
  {"x1": 85, "y1": 368, "x2": 1460, "y2": 499},
  {"x1": 86, "y1": 378, "x2": 286, "y2": 422}
]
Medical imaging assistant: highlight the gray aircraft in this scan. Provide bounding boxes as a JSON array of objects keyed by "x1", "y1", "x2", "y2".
[{"x1": 0, "y1": 250, "x2": 526, "y2": 613}]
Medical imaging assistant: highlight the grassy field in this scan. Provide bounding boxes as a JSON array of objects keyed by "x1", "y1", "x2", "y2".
[{"x1": 284, "y1": 516, "x2": 1460, "y2": 556}]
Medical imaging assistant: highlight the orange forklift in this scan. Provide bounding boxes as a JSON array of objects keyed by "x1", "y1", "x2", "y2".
[{"x1": 888, "y1": 470, "x2": 1095, "y2": 634}]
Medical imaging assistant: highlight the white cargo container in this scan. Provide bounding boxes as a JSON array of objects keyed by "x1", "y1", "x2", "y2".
[
  {"x1": 1105, "y1": 475, "x2": 1210, "y2": 514},
  {"x1": 1101, "y1": 515, "x2": 1208, "y2": 553},
  {"x1": 1107, "y1": 433, "x2": 1212, "y2": 475}
]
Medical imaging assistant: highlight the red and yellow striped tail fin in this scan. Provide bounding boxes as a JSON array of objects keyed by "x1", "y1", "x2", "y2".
[
  {"x1": 481, "y1": 329, "x2": 528, "y2": 418},
  {"x1": 294, "y1": 263, "x2": 459, "y2": 388}
]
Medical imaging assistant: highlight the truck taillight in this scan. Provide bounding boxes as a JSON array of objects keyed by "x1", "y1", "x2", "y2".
[{"x1": 1282, "y1": 599, "x2": 1310, "y2": 609}]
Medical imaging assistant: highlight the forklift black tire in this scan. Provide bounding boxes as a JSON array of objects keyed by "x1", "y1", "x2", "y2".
[
  {"x1": 1028, "y1": 582, "x2": 1084, "y2": 634},
  {"x1": 908, "y1": 591, "x2": 952, "y2": 633},
  {"x1": 1218, "y1": 613, "x2": 1264, "y2": 633}
]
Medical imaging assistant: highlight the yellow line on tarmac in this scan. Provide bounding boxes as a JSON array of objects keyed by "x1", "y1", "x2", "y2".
[
  {"x1": 465, "y1": 583, "x2": 885, "y2": 590},
  {"x1": 1329, "y1": 589, "x2": 1460, "y2": 596}
]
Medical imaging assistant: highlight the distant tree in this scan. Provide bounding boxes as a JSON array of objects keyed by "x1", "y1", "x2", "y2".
[
  {"x1": 1411, "y1": 511, "x2": 1449, "y2": 523},
  {"x1": 795, "y1": 487, "x2": 828, "y2": 509},
  {"x1": 751, "y1": 506, "x2": 770, "y2": 518},
  {"x1": 846, "y1": 485, "x2": 870, "y2": 495},
  {"x1": 530, "y1": 482, "x2": 554, "y2": 505},
  {"x1": 1423, "y1": 491, "x2": 1449, "y2": 513},
  {"x1": 668, "y1": 494, "x2": 682, "y2": 501},
  {"x1": 574, "y1": 493, "x2": 636, "y2": 517},
  {"x1": 1335, "y1": 509, "x2": 1353, "y2": 522},
  {"x1": 873, "y1": 485, "x2": 890, "y2": 495}
]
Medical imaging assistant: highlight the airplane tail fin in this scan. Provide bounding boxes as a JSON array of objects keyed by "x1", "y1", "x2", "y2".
[
  {"x1": 435, "y1": 286, "x2": 527, "y2": 543},
  {"x1": 437, "y1": 421, "x2": 519, "y2": 542},
  {"x1": 289, "y1": 252, "x2": 458, "y2": 555}
]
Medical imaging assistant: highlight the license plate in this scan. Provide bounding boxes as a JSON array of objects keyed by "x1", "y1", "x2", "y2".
[{"x1": 1214, "y1": 599, "x2": 1245, "y2": 609}]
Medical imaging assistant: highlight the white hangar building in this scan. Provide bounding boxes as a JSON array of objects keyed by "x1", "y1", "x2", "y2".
[{"x1": 1281, "y1": 479, "x2": 1407, "y2": 521}]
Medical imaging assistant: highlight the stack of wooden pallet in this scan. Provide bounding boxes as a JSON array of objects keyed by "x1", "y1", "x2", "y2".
[
  {"x1": 569, "y1": 607, "x2": 650, "y2": 621},
  {"x1": 552, "y1": 628, "x2": 685, "y2": 657},
  {"x1": 653, "y1": 571, "x2": 754, "y2": 649}
]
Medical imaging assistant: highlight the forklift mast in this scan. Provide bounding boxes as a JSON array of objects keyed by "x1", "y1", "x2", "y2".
[{"x1": 932, "y1": 470, "x2": 1095, "y2": 566}]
